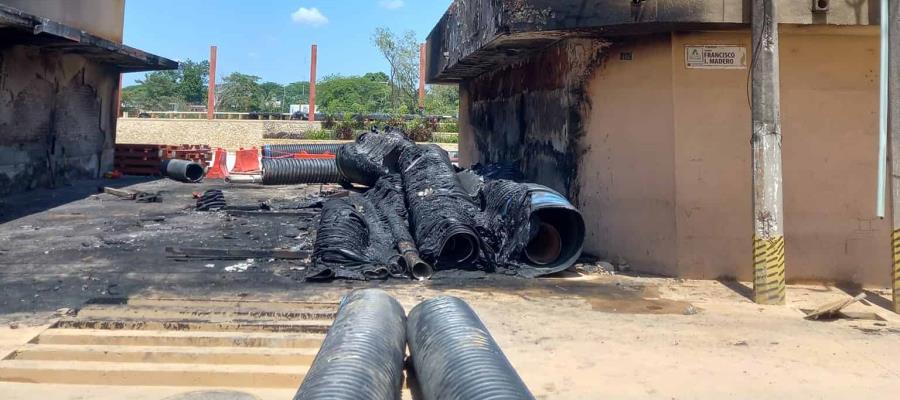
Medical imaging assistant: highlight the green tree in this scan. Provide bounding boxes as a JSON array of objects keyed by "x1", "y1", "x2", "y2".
[
  {"x1": 217, "y1": 72, "x2": 261, "y2": 112},
  {"x1": 255, "y1": 81, "x2": 285, "y2": 112},
  {"x1": 425, "y1": 84, "x2": 460, "y2": 116},
  {"x1": 178, "y1": 59, "x2": 210, "y2": 104},
  {"x1": 317, "y1": 74, "x2": 391, "y2": 114},
  {"x1": 284, "y1": 81, "x2": 310, "y2": 108},
  {"x1": 372, "y1": 27, "x2": 420, "y2": 113}
]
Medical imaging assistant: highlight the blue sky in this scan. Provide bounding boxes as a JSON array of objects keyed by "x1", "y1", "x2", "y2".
[{"x1": 122, "y1": 0, "x2": 451, "y2": 86}]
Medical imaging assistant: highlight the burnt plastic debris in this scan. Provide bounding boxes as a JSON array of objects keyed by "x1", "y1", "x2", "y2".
[
  {"x1": 310, "y1": 174, "x2": 431, "y2": 280},
  {"x1": 336, "y1": 129, "x2": 412, "y2": 187},
  {"x1": 196, "y1": 189, "x2": 226, "y2": 211},
  {"x1": 261, "y1": 158, "x2": 342, "y2": 185},
  {"x1": 478, "y1": 180, "x2": 585, "y2": 277},
  {"x1": 308, "y1": 131, "x2": 585, "y2": 280},
  {"x1": 293, "y1": 289, "x2": 406, "y2": 400},
  {"x1": 262, "y1": 143, "x2": 342, "y2": 158},
  {"x1": 399, "y1": 144, "x2": 481, "y2": 269},
  {"x1": 161, "y1": 159, "x2": 205, "y2": 183},
  {"x1": 407, "y1": 296, "x2": 536, "y2": 400}
]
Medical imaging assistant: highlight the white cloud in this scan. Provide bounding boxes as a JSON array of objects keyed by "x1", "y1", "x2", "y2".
[
  {"x1": 291, "y1": 7, "x2": 328, "y2": 26},
  {"x1": 379, "y1": 0, "x2": 404, "y2": 10}
]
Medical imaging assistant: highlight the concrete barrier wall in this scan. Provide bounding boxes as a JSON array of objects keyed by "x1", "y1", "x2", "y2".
[{"x1": 116, "y1": 119, "x2": 323, "y2": 151}]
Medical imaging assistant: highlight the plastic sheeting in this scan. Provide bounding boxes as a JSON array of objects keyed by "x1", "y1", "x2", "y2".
[
  {"x1": 335, "y1": 129, "x2": 412, "y2": 187},
  {"x1": 309, "y1": 174, "x2": 427, "y2": 280}
]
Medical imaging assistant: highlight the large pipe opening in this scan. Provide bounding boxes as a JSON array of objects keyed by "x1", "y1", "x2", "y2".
[
  {"x1": 184, "y1": 163, "x2": 205, "y2": 183},
  {"x1": 523, "y1": 208, "x2": 584, "y2": 270},
  {"x1": 438, "y1": 233, "x2": 479, "y2": 266}
]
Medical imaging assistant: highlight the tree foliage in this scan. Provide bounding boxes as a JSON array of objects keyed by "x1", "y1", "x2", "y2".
[{"x1": 372, "y1": 27, "x2": 419, "y2": 112}]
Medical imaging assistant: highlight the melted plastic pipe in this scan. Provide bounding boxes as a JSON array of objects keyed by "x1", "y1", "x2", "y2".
[
  {"x1": 160, "y1": 159, "x2": 205, "y2": 183},
  {"x1": 293, "y1": 289, "x2": 406, "y2": 400},
  {"x1": 407, "y1": 296, "x2": 536, "y2": 400},
  {"x1": 520, "y1": 184, "x2": 585, "y2": 275}
]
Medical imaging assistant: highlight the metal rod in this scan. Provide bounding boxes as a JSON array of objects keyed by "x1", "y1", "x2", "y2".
[
  {"x1": 879, "y1": 0, "x2": 890, "y2": 218},
  {"x1": 207, "y1": 45, "x2": 217, "y2": 120},
  {"x1": 750, "y1": 0, "x2": 786, "y2": 305}
]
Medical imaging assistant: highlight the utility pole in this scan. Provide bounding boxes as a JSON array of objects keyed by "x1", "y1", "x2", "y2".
[
  {"x1": 750, "y1": 0, "x2": 786, "y2": 305},
  {"x1": 886, "y1": 0, "x2": 900, "y2": 313},
  {"x1": 207, "y1": 45, "x2": 217, "y2": 120}
]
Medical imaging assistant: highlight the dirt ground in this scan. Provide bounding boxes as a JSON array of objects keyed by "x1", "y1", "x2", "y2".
[{"x1": 1, "y1": 179, "x2": 899, "y2": 399}]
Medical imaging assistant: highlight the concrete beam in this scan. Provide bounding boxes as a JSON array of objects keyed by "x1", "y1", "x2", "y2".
[{"x1": 426, "y1": 0, "x2": 879, "y2": 83}]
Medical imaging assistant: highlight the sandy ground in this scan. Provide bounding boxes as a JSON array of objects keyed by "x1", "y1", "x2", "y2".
[{"x1": 1, "y1": 179, "x2": 898, "y2": 399}]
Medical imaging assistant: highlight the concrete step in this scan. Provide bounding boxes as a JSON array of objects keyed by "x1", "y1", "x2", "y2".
[
  {"x1": 0, "y1": 360, "x2": 307, "y2": 388},
  {"x1": 75, "y1": 304, "x2": 336, "y2": 322},
  {"x1": 31, "y1": 329, "x2": 325, "y2": 349},
  {"x1": 53, "y1": 318, "x2": 332, "y2": 334},
  {"x1": 91, "y1": 298, "x2": 340, "y2": 312},
  {"x1": 6, "y1": 344, "x2": 319, "y2": 365}
]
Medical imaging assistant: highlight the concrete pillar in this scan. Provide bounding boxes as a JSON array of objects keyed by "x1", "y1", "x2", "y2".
[
  {"x1": 207, "y1": 45, "x2": 217, "y2": 120},
  {"x1": 750, "y1": 0, "x2": 786, "y2": 305},
  {"x1": 887, "y1": 0, "x2": 900, "y2": 313},
  {"x1": 309, "y1": 44, "x2": 317, "y2": 122}
]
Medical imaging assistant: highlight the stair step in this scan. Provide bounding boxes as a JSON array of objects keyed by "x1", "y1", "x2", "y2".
[
  {"x1": 53, "y1": 319, "x2": 331, "y2": 334},
  {"x1": 75, "y1": 305, "x2": 336, "y2": 322},
  {"x1": 0, "y1": 360, "x2": 307, "y2": 388},
  {"x1": 6, "y1": 344, "x2": 319, "y2": 365},
  {"x1": 31, "y1": 329, "x2": 325, "y2": 349}
]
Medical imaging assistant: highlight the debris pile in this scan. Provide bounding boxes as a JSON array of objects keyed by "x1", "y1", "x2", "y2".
[{"x1": 311, "y1": 129, "x2": 585, "y2": 281}]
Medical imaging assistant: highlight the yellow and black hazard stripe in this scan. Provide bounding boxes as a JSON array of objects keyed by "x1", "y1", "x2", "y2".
[
  {"x1": 892, "y1": 229, "x2": 900, "y2": 313},
  {"x1": 753, "y1": 235, "x2": 786, "y2": 305}
]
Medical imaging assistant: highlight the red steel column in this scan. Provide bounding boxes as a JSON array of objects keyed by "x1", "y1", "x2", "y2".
[
  {"x1": 418, "y1": 43, "x2": 426, "y2": 110},
  {"x1": 309, "y1": 44, "x2": 317, "y2": 122},
  {"x1": 207, "y1": 45, "x2": 217, "y2": 120},
  {"x1": 117, "y1": 74, "x2": 123, "y2": 117}
]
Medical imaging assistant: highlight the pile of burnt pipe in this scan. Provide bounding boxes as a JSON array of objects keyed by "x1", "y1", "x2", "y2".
[{"x1": 309, "y1": 128, "x2": 585, "y2": 281}]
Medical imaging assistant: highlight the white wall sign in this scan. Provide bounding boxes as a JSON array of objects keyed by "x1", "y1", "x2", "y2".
[{"x1": 685, "y1": 45, "x2": 747, "y2": 69}]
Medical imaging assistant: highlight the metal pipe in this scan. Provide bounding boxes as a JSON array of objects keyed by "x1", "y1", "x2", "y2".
[
  {"x1": 160, "y1": 159, "x2": 205, "y2": 183},
  {"x1": 407, "y1": 296, "x2": 535, "y2": 400},
  {"x1": 225, "y1": 174, "x2": 263, "y2": 184},
  {"x1": 878, "y1": 0, "x2": 890, "y2": 218},
  {"x1": 293, "y1": 289, "x2": 406, "y2": 400},
  {"x1": 399, "y1": 240, "x2": 433, "y2": 280}
]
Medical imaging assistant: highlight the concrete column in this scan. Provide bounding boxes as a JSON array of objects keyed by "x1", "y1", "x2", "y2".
[
  {"x1": 309, "y1": 44, "x2": 317, "y2": 122},
  {"x1": 887, "y1": 0, "x2": 900, "y2": 313},
  {"x1": 750, "y1": 0, "x2": 786, "y2": 305},
  {"x1": 207, "y1": 45, "x2": 217, "y2": 120}
]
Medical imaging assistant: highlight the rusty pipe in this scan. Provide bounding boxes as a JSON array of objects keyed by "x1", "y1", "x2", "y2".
[{"x1": 398, "y1": 241, "x2": 432, "y2": 280}]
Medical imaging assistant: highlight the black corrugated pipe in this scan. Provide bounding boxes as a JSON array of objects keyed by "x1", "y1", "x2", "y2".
[
  {"x1": 160, "y1": 159, "x2": 205, "y2": 183},
  {"x1": 293, "y1": 289, "x2": 407, "y2": 400},
  {"x1": 399, "y1": 145, "x2": 481, "y2": 269},
  {"x1": 407, "y1": 296, "x2": 535, "y2": 400},
  {"x1": 261, "y1": 158, "x2": 342, "y2": 185},
  {"x1": 521, "y1": 184, "x2": 585, "y2": 276},
  {"x1": 262, "y1": 143, "x2": 344, "y2": 158}
]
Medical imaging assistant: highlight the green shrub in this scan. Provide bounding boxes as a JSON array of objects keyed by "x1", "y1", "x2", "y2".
[
  {"x1": 438, "y1": 121, "x2": 459, "y2": 133},
  {"x1": 305, "y1": 129, "x2": 334, "y2": 140},
  {"x1": 406, "y1": 118, "x2": 435, "y2": 143}
]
